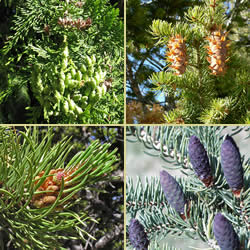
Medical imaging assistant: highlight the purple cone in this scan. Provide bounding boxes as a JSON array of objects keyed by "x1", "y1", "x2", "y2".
[
  {"x1": 128, "y1": 219, "x2": 149, "y2": 250},
  {"x1": 160, "y1": 170, "x2": 186, "y2": 214},
  {"x1": 213, "y1": 213, "x2": 240, "y2": 250},
  {"x1": 221, "y1": 135, "x2": 243, "y2": 195},
  {"x1": 188, "y1": 135, "x2": 213, "y2": 186}
]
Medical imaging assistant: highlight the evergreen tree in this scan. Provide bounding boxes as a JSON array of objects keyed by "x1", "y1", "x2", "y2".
[
  {"x1": 0, "y1": 0, "x2": 124, "y2": 124},
  {"x1": 126, "y1": 126, "x2": 250, "y2": 249}
]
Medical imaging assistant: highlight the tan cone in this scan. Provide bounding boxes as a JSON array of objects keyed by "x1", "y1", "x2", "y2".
[
  {"x1": 166, "y1": 35, "x2": 188, "y2": 75},
  {"x1": 205, "y1": 29, "x2": 230, "y2": 75},
  {"x1": 31, "y1": 167, "x2": 80, "y2": 208}
]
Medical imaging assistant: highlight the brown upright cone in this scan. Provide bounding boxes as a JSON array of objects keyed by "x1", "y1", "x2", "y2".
[
  {"x1": 166, "y1": 34, "x2": 188, "y2": 75},
  {"x1": 205, "y1": 28, "x2": 230, "y2": 75}
]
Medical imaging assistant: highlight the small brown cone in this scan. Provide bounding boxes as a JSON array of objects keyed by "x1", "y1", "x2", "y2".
[
  {"x1": 31, "y1": 166, "x2": 80, "y2": 208},
  {"x1": 166, "y1": 34, "x2": 187, "y2": 75},
  {"x1": 206, "y1": 29, "x2": 230, "y2": 75}
]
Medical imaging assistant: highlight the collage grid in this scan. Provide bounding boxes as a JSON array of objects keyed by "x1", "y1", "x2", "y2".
[{"x1": 0, "y1": 1, "x2": 249, "y2": 250}]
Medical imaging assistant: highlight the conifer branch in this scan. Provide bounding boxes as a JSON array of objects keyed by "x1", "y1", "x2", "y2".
[
  {"x1": 126, "y1": 126, "x2": 250, "y2": 249},
  {"x1": 144, "y1": 0, "x2": 249, "y2": 124},
  {"x1": 0, "y1": 127, "x2": 119, "y2": 249}
]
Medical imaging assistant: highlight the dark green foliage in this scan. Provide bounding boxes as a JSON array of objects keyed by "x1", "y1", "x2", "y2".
[
  {"x1": 0, "y1": 0, "x2": 124, "y2": 124},
  {"x1": 160, "y1": 170, "x2": 186, "y2": 214},
  {"x1": 213, "y1": 213, "x2": 240, "y2": 250},
  {"x1": 221, "y1": 135, "x2": 243, "y2": 192},
  {"x1": 4, "y1": 85, "x2": 31, "y2": 123},
  {"x1": 128, "y1": 219, "x2": 149, "y2": 250}
]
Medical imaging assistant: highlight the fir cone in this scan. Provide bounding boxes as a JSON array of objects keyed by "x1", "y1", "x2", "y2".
[
  {"x1": 128, "y1": 219, "x2": 149, "y2": 250},
  {"x1": 221, "y1": 135, "x2": 243, "y2": 197},
  {"x1": 213, "y1": 213, "x2": 240, "y2": 250},
  {"x1": 205, "y1": 28, "x2": 230, "y2": 75},
  {"x1": 166, "y1": 34, "x2": 187, "y2": 75},
  {"x1": 188, "y1": 135, "x2": 213, "y2": 187},
  {"x1": 160, "y1": 170, "x2": 186, "y2": 214}
]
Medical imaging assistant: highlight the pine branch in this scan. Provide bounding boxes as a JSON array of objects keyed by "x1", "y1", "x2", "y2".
[
  {"x1": 0, "y1": 127, "x2": 119, "y2": 249},
  {"x1": 126, "y1": 97, "x2": 166, "y2": 106},
  {"x1": 0, "y1": 0, "x2": 124, "y2": 124},
  {"x1": 126, "y1": 55, "x2": 145, "y2": 103}
]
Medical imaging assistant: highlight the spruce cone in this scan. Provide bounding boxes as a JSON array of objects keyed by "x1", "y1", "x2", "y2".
[
  {"x1": 205, "y1": 28, "x2": 230, "y2": 75},
  {"x1": 166, "y1": 34, "x2": 187, "y2": 75},
  {"x1": 128, "y1": 219, "x2": 149, "y2": 250},
  {"x1": 213, "y1": 213, "x2": 240, "y2": 250},
  {"x1": 221, "y1": 135, "x2": 243, "y2": 197},
  {"x1": 188, "y1": 135, "x2": 213, "y2": 187},
  {"x1": 160, "y1": 170, "x2": 186, "y2": 214}
]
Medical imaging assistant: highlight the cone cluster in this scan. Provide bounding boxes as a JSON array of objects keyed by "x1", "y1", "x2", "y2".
[
  {"x1": 58, "y1": 17, "x2": 92, "y2": 30},
  {"x1": 213, "y1": 213, "x2": 240, "y2": 250},
  {"x1": 188, "y1": 135, "x2": 213, "y2": 187},
  {"x1": 205, "y1": 28, "x2": 230, "y2": 75},
  {"x1": 160, "y1": 170, "x2": 186, "y2": 214},
  {"x1": 188, "y1": 134, "x2": 243, "y2": 197},
  {"x1": 156, "y1": 134, "x2": 243, "y2": 248},
  {"x1": 221, "y1": 135, "x2": 243, "y2": 197},
  {"x1": 31, "y1": 37, "x2": 107, "y2": 121},
  {"x1": 128, "y1": 219, "x2": 149, "y2": 250},
  {"x1": 31, "y1": 167, "x2": 79, "y2": 208},
  {"x1": 166, "y1": 34, "x2": 188, "y2": 75}
]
